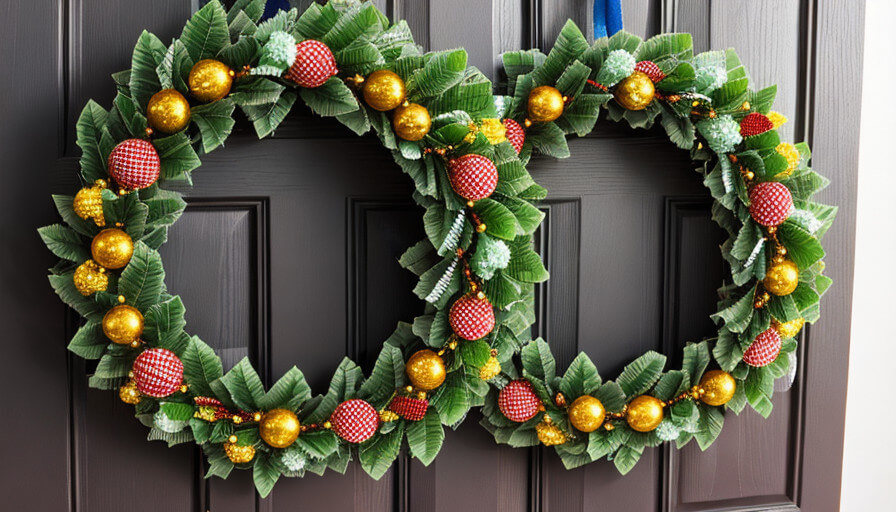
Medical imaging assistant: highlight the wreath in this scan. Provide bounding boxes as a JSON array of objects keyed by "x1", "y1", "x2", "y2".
[{"x1": 38, "y1": 0, "x2": 834, "y2": 496}]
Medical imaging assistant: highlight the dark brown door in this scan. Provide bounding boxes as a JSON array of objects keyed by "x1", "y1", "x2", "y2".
[{"x1": 0, "y1": 1, "x2": 862, "y2": 511}]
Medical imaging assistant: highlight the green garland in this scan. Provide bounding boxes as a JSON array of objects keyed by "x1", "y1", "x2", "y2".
[{"x1": 38, "y1": 0, "x2": 834, "y2": 497}]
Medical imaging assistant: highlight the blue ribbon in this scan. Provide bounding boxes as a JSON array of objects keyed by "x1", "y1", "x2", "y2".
[
  {"x1": 262, "y1": 0, "x2": 291, "y2": 21},
  {"x1": 593, "y1": 0, "x2": 624, "y2": 39}
]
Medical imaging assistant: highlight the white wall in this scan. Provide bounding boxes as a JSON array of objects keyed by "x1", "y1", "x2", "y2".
[{"x1": 840, "y1": 1, "x2": 896, "y2": 509}]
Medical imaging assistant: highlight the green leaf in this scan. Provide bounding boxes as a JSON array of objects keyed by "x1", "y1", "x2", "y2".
[
  {"x1": 713, "y1": 329, "x2": 743, "y2": 372},
  {"x1": 560, "y1": 352, "x2": 602, "y2": 399},
  {"x1": 129, "y1": 31, "x2": 167, "y2": 108},
  {"x1": 253, "y1": 453, "x2": 281, "y2": 498},
  {"x1": 48, "y1": 273, "x2": 107, "y2": 322},
  {"x1": 294, "y1": 429, "x2": 338, "y2": 459},
  {"x1": 102, "y1": 190, "x2": 148, "y2": 239},
  {"x1": 635, "y1": 33, "x2": 693, "y2": 63},
  {"x1": 520, "y1": 338, "x2": 556, "y2": 383},
  {"x1": 711, "y1": 289, "x2": 755, "y2": 333},
  {"x1": 616, "y1": 351, "x2": 666, "y2": 398},
  {"x1": 613, "y1": 444, "x2": 644, "y2": 475},
  {"x1": 557, "y1": 93, "x2": 609, "y2": 136},
  {"x1": 68, "y1": 322, "x2": 107, "y2": 359},
  {"x1": 258, "y1": 366, "x2": 312, "y2": 410},
  {"x1": 778, "y1": 219, "x2": 825, "y2": 268},
  {"x1": 407, "y1": 49, "x2": 468, "y2": 99},
  {"x1": 694, "y1": 406, "x2": 725, "y2": 450},
  {"x1": 358, "y1": 344, "x2": 406, "y2": 406},
  {"x1": 527, "y1": 122, "x2": 570, "y2": 158},
  {"x1": 153, "y1": 132, "x2": 201, "y2": 183},
  {"x1": 191, "y1": 99, "x2": 236, "y2": 153},
  {"x1": 497, "y1": 196, "x2": 544, "y2": 235},
  {"x1": 431, "y1": 371, "x2": 470, "y2": 425},
  {"x1": 53, "y1": 195, "x2": 100, "y2": 238},
  {"x1": 299, "y1": 77, "x2": 360, "y2": 116},
  {"x1": 321, "y1": 3, "x2": 382, "y2": 52},
  {"x1": 118, "y1": 242, "x2": 165, "y2": 311},
  {"x1": 38, "y1": 224, "x2": 89, "y2": 262},
  {"x1": 160, "y1": 402, "x2": 195, "y2": 422},
  {"x1": 406, "y1": 409, "x2": 445, "y2": 465},
  {"x1": 505, "y1": 236, "x2": 549, "y2": 283},
  {"x1": 681, "y1": 342, "x2": 710, "y2": 386},
  {"x1": 76, "y1": 101, "x2": 110, "y2": 182},
  {"x1": 180, "y1": 0, "x2": 230, "y2": 63},
  {"x1": 459, "y1": 339, "x2": 490, "y2": 368},
  {"x1": 359, "y1": 422, "x2": 404, "y2": 480},
  {"x1": 143, "y1": 296, "x2": 189, "y2": 355},
  {"x1": 221, "y1": 358, "x2": 266, "y2": 411},
  {"x1": 181, "y1": 336, "x2": 223, "y2": 397},
  {"x1": 531, "y1": 20, "x2": 589, "y2": 85},
  {"x1": 231, "y1": 77, "x2": 285, "y2": 106},
  {"x1": 240, "y1": 91, "x2": 297, "y2": 138},
  {"x1": 474, "y1": 198, "x2": 517, "y2": 241}
]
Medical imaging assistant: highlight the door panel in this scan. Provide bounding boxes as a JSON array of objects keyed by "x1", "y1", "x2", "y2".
[{"x1": 1, "y1": 1, "x2": 861, "y2": 511}]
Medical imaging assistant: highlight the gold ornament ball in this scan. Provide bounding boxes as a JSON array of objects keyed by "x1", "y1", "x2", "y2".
[
  {"x1": 536, "y1": 419, "x2": 567, "y2": 446},
  {"x1": 568, "y1": 395, "x2": 606, "y2": 433},
  {"x1": 73, "y1": 181, "x2": 106, "y2": 226},
  {"x1": 764, "y1": 258, "x2": 799, "y2": 296},
  {"x1": 699, "y1": 370, "x2": 737, "y2": 406},
  {"x1": 774, "y1": 317, "x2": 805, "y2": 339},
  {"x1": 392, "y1": 103, "x2": 431, "y2": 141},
  {"x1": 625, "y1": 395, "x2": 664, "y2": 433},
  {"x1": 527, "y1": 85, "x2": 565, "y2": 123},
  {"x1": 362, "y1": 70, "x2": 406, "y2": 111},
  {"x1": 613, "y1": 71, "x2": 656, "y2": 111},
  {"x1": 73, "y1": 259, "x2": 108, "y2": 296},
  {"x1": 102, "y1": 304, "x2": 144, "y2": 345},
  {"x1": 146, "y1": 89, "x2": 191, "y2": 133},
  {"x1": 189, "y1": 59, "x2": 234, "y2": 102},
  {"x1": 118, "y1": 380, "x2": 141, "y2": 405},
  {"x1": 91, "y1": 228, "x2": 134, "y2": 269},
  {"x1": 259, "y1": 408, "x2": 301, "y2": 448},
  {"x1": 405, "y1": 349, "x2": 446, "y2": 391},
  {"x1": 224, "y1": 442, "x2": 256, "y2": 464},
  {"x1": 479, "y1": 355, "x2": 502, "y2": 380}
]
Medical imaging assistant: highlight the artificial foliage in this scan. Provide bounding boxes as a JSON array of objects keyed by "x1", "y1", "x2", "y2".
[{"x1": 38, "y1": 0, "x2": 835, "y2": 496}]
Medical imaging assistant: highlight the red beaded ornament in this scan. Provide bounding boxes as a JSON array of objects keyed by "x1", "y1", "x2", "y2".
[
  {"x1": 740, "y1": 112, "x2": 774, "y2": 137},
  {"x1": 285, "y1": 39, "x2": 337, "y2": 88},
  {"x1": 743, "y1": 327, "x2": 782, "y2": 367},
  {"x1": 502, "y1": 118, "x2": 525, "y2": 154},
  {"x1": 108, "y1": 139, "x2": 161, "y2": 190},
  {"x1": 634, "y1": 60, "x2": 665, "y2": 83},
  {"x1": 448, "y1": 294, "x2": 496, "y2": 341},
  {"x1": 132, "y1": 348, "x2": 184, "y2": 398},
  {"x1": 498, "y1": 380, "x2": 542, "y2": 422},
  {"x1": 447, "y1": 154, "x2": 499, "y2": 201},
  {"x1": 388, "y1": 396, "x2": 429, "y2": 421},
  {"x1": 330, "y1": 399, "x2": 379, "y2": 443},
  {"x1": 749, "y1": 181, "x2": 794, "y2": 227}
]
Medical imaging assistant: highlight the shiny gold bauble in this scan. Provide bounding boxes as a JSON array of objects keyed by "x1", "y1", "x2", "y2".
[
  {"x1": 406, "y1": 349, "x2": 446, "y2": 391},
  {"x1": 73, "y1": 259, "x2": 108, "y2": 296},
  {"x1": 625, "y1": 395, "x2": 664, "y2": 432},
  {"x1": 568, "y1": 395, "x2": 606, "y2": 433},
  {"x1": 479, "y1": 355, "x2": 501, "y2": 380},
  {"x1": 613, "y1": 71, "x2": 656, "y2": 111},
  {"x1": 259, "y1": 408, "x2": 301, "y2": 448},
  {"x1": 392, "y1": 103, "x2": 431, "y2": 141},
  {"x1": 102, "y1": 304, "x2": 144, "y2": 345},
  {"x1": 536, "y1": 418, "x2": 567, "y2": 446},
  {"x1": 763, "y1": 258, "x2": 800, "y2": 296},
  {"x1": 73, "y1": 180, "x2": 106, "y2": 226},
  {"x1": 118, "y1": 380, "x2": 141, "y2": 405},
  {"x1": 188, "y1": 59, "x2": 234, "y2": 102},
  {"x1": 91, "y1": 228, "x2": 134, "y2": 269},
  {"x1": 699, "y1": 370, "x2": 737, "y2": 406},
  {"x1": 146, "y1": 89, "x2": 191, "y2": 133},
  {"x1": 361, "y1": 70, "x2": 406, "y2": 111},
  {"x1": 527, "y1": 85, "x2": 565, "y2": 123},
  {"x1": 479, "y1": 118, "x2": 507, "y2": 145},
  {"x1": 224, "y1": 442, "x2": 256, "y2": 464},
  {"x1": 774, "y1": 317, "x2": 805, "y2": 339}
]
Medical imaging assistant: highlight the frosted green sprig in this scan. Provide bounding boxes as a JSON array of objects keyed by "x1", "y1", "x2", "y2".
[
  {"x1": 261, "y1": 31, "x2": 298, "y2": 70},
  {"x1": 471, "y1": 234, "x2": 511, "y2": 280},
  {"x1": 596, "y1": 49, "x2": 636, "y2": 87},
  {"x1": 697, "y1": 115, "x2": 743, "y2": 153},
  {"x1": 694, "y1": 65, "x2": 727, "y2": 94}
]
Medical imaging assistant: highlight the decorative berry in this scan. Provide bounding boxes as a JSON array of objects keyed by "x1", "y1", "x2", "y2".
[
  {"x1": 73, "y1": 180, "x2": 106, "y2": 226},
  {"x1": 740, "y1": 112, "x2": 774, "y2": 137},
  {"x1": 479, "y1": 353, "x2": 501, "y2": 380},
  {"x1": 502, "y1": 118, "x2": 525, "y2": 153},
  {"x1": 448, "y1": 154, "x2": 499, "y2": 201},
  {"x1": 388, "y1": 395, "x2": 429, "y2": 421},
  {"x1": 499, "y1": 380, "x2": 542, "y2": 422},
  {"x1": 132, "y1": 348, "x2": 184, "y2": 398},
  {"x1": 535, "y1": 418, "x2": 567, "y2": 446},
  {"x1": 330, "y1": 399, "x2": 379, "y2": 443},
  {"x1": 775, "y1": 142, "x2": 801, "y2": 177},
  {"x1": 749, "y1": 181, "x2": 794, "y2": 227},
  {"x1": 285, "y1": 39, "x2": 337, "y2": 88},
  {"x1": 108, "y1": 139, "x2": 160, "y2": 190},
  {"x1": 73, "y1": 259, "x2": 108, "y2": 296},
  {"x1": 449, "y1": 294, "x2": 496, "y2": 341},
  {"x1": 634, "y1": 60, "x2": 665, "y2": 83},
  {"x1": 224, "y1": 442, "x2": 256, "y2": 464},
  {"x1": 743, "y1": 328, "x2": 782, "y2": 367}
]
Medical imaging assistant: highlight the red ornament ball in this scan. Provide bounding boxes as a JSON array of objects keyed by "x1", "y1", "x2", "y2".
[
  {"x1": 749, "y1": 181, "x2": 794, "y2": 227},
  {"x1": 740, "y1": 112, "x2": 774, "y2": 137},
  {"x1": 132, "y1": 348, "x2": 184, "y2": 398},
  {"x1": 388, "y1": 395, "x2": 429, "y2": 421},
  {"x1": 743, "y1": 327, "x2": 782, "y2": 367},
  {"x1": 448, "y1": 154, "x2": 499, "y2": 202},
  {"x1": 449, "y1": 294, "x2": 496, "y2": 341},
  {"x1": 502, "y1": 119, "x2": 525, "y2": 154},
  {"x1": 498, "y1": 380, "x2": 542, "y2": 422},
  {"x1": 330, "y1": 399, "x2": 379, "y2": 443},
  {"x1": 634, "y1": 60, "x2": 665, "y2": 83},
  {"x1": 108, "y1": 139, "x2": 161, "y2": 190},
  {"x1": 285, "y1": 39, "x2": 337, "y2": 88}
]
